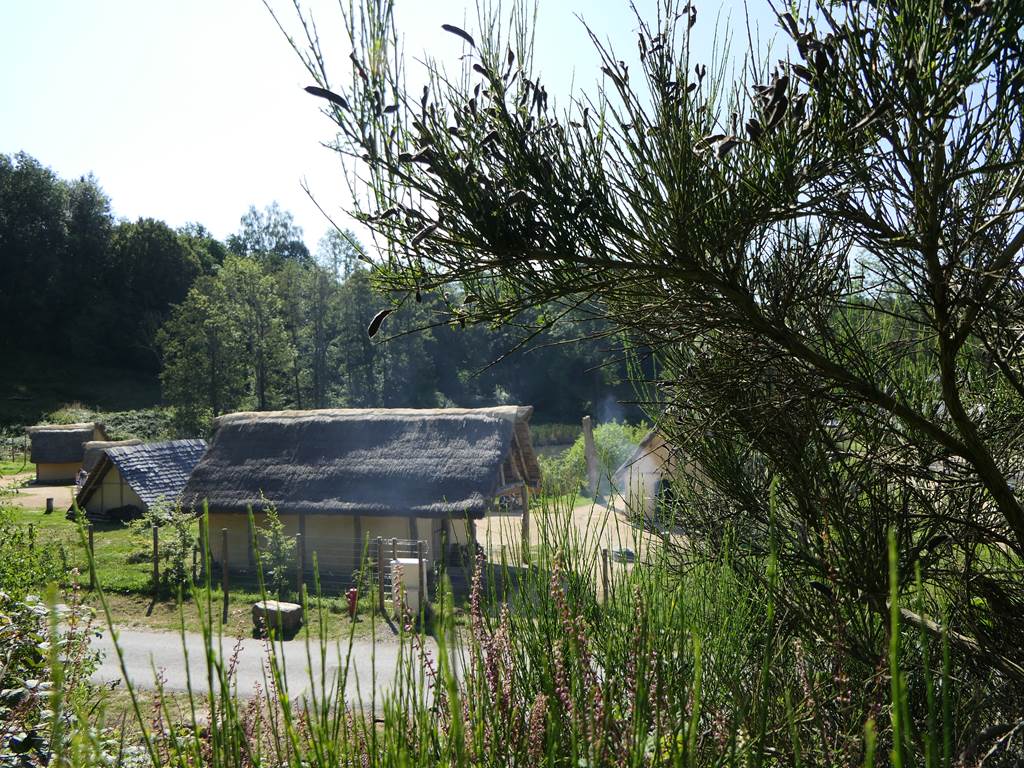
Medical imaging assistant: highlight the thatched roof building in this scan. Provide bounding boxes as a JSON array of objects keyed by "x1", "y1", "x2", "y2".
[
  {"x1": 26, "y1": 422, "x2": 108, "y2": 483},
  {"x1": 73, "y1": 439, "x2": 208, "y2": 522},
  {"x1": 613, "y1": 429, "x2": 679, "y2": 523},
  {"x1": 82, "y1": 439, "x2": 143, "y2": 475},
  {"x1": 184, "y1": 406, "x2": 540, "y2": 518},
  {"x1": 185, "y1": 407, "x2": 540, "y2": 576}
]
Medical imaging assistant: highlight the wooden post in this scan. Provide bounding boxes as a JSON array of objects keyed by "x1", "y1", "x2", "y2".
[
  {"x1": 519, "y1": 484, "x2": 531, "y2": 565},
  {"x1": 417, "y1": 540, "x2": 426, "y2": 615},
  {"x1": 247, "y1": 516, "x2": 255, "y2": 567},
  {"x1": 582, "y1": 415, "x2": 599, "y2": 498},
  {"x1": 198, "y1": 523, "x2": 207, "y2": 580},
  {"x1": 221, "y1": 528, "x2": 229, "y2": 622},
  {"x1": 45, "y1": 497, "x2": 53, "y2": 514},
  {"x1": 298, "y1": 512, "x2": 307, "y2": 560},
  {"x1": 88, "y1": 524, "x2": 95, "y2": 590},
  {"x1": 376, "y1": 536, "x2": 385, "y2": 613},
  {"x1": 391, "y1": 537, "x2": 398, "y2": 564},
  {"x1": 152, "y1": 526, "x2": 160, "y2": 597},
  {"x1": 601, "y1": 547, "x2": 610, "y2": 603},
  {"x1": 296, "y1": 532, "x2": 305, "y2": 597}
]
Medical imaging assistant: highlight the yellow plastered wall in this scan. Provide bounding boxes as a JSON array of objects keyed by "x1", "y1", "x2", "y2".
[
  {"x1": 206, "y1": 511, "x2": 454, "y2": 571},
  {"x1": 84, "y1": 465, "x2": 145, "y2": 516},
  {"x1": 37, "y1": 462, "x2": 82, "y2": 484}
]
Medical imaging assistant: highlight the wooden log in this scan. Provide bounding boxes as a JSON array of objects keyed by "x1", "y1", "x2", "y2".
[{"x1": 221, "y1": 528, "x2": 229, "y2": 622}]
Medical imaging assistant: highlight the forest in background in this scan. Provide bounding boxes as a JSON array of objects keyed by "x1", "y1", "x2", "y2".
[{"x1": 0, "y1": 151, "x2": 641, "y2": 432}]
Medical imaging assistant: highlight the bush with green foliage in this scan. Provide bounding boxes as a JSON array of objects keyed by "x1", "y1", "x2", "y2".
[
  {"x1": 255, "y1": 503, "x2": 295, "y2": 600},
  {"x1": 129, "y1": 499, "x2": 196, "y2": 597},
  {"x1": 0, "y1": 506, "x2": 69, "y2": 598},
  {"x1": 539, "y1": 421, "x2": 649, "y2": 497}
]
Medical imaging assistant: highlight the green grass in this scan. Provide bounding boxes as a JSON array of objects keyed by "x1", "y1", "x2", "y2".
[
  {"x1": 0, "y1": 489, "x2": 975, "y2": 767},
  {"x1": 0, "y1": 457, "x2": 32, "y2": 476},
  {"x1": 4, "y1": 501, "x2": 389, "y2": 640}
]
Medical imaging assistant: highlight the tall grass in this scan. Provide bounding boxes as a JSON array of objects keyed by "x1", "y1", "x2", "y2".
[{"x1": 25, "y1": 495, "x2": 977, "y2": 766}]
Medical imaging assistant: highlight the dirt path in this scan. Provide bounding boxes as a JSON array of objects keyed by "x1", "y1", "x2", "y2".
[
  {"x1": 1, "y1": 471, "x2": 73, "y2": 511},
  {"x1": 476, "y1": 495, "x2": 665, "y2": 597}
]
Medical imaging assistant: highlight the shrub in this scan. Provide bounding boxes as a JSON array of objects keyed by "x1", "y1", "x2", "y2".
[
  {"x1": 129, "y1": 499, "x2": 196, "y2": 596},
  {"x1": 0, "y1": 507, "x2": 69, "y2": 598},
  {"x1": 540, "y1": 421, "x2": 649, "y2": 497},
  {"x1": 256, "y1": 503, "x2": 295, "y2": 600}
]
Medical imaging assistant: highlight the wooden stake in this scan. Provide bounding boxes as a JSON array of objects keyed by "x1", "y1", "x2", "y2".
[
  {"x1": 376, "y1": 536, "x2": 385, "y2": 613},
  {"x1": 198, "y1": 523, "x2": 207, "y2": 581},
  {"x1": 221, "y1": 528, "x2": 229, "y2": 622},
  {"x1": 296, "y1": 532, "x2": 305, "y2": 597},
  {"x1": 88, "y1": 524, "x2": 95, "y2": 590},
  {"x1": 519, "y1": 484, "x2": 531, "y2": 565},
  {"x1": 417, "y1": 540, "x2": 426, "y2": 617},
  {"x1": 152, "y1": 526, "x2": 160, "y2": 597},
  {"x1": 45, "y1": 497, "x2": 53, "y2": 514}
]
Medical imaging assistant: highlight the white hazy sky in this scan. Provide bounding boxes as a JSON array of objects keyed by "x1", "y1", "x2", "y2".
[{"x1": 0, "y1": 0, "x2": 777, "y2": 252}]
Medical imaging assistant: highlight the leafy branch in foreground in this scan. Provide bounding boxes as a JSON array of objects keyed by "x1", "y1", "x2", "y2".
[{"x1": 279, "y1": 0, "x2": 1024, "y2": 729}]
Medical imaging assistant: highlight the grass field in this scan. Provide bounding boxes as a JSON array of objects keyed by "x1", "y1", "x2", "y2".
[
  {"x1": 0, "y1": 457, "x2": 32, "y2": 476},
  {"x1": 5, "y1": 500, "x2": 394, "y2": 640}
]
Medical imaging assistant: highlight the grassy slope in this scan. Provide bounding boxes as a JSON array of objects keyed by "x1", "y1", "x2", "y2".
[
  {"x1": 5, "y1": 499, "x2": 389, "y2": 640},
  {"x1": 0, "y1": 349, "x2": 160, "y2": 427}
]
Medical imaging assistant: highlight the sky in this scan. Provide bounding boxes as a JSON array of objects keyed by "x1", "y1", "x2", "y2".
[{"x1": 0, "y1": 0, "x2": 778, "y2": 254}]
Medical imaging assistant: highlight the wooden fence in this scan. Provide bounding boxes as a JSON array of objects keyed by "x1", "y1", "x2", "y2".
[{"x1": 82, "y1": 524, "x2": 433, "y2": 616}]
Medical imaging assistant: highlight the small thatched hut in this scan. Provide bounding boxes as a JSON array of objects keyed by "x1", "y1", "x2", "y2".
[
  {"x1": 81, "y1": 439, "x2": 143, "y2": 475},
  {"x1": 72, "y1": 439, "x2": 208, "y2": 522},
  {"x1": 613, "y1": 430, "x2": 679, "y2": 523},
  {"x1": 182, "y1": 407, "x2": 541, "y2": 574},
  {"x1": 26, "y1": 422, "x2": 108, "y2": 484}
]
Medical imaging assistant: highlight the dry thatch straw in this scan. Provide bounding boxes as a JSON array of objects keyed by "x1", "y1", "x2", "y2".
[
  {"x1": 25, "y1": 422, "x2": 107, "y2": 464},
  {"x1": 183, "y1": 407, "x2": 540, "y2": 518}
]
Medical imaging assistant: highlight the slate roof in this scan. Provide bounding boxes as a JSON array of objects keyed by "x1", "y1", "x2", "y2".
[{"x1": 74, "y1": 439, "x2": 208, "y2": 513}]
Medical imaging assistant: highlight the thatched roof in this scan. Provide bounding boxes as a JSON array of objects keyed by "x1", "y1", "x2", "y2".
[
  {"x1": 74, "y1": 439, "x2": 208, "y2": 514},
  {"x1": 26, "y1": 422, "x2": 107, "y2": 464},
  {"x1": 82, "y1": 440, "x2": 143, "y2": 474},
  {"x1": 183, "y1": 407, "x2": 541, "y2": 519}
]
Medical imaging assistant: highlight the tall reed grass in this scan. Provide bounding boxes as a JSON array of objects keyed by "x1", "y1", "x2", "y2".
[{"x1": 32, "y1": 496, "x2": 972, "y2": 766}]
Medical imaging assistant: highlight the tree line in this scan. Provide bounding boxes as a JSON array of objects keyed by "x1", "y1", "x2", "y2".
[{"x1": 0, "y1": 151, "x2": 637, "y2": 432}]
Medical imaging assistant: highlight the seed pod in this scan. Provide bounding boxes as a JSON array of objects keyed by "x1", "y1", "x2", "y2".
[
  {"x1": 367, "y1": 309, "x2": 392, "y2": 338},
  {"x1": 411, "y1": 223, "x2": 438, "y2": 246},
  {"x1": 441, "y1": 23, "x2": 476, "y2": 48},
  {"x1": 714, "y1": 136, "x2": 740, "y2": 158},
  {"x1": 745, "y1": 118, "x2": 763, "y2": 141},
  {"x1": 304, "y1": 86, "x2": 349, "y2": 110}
]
